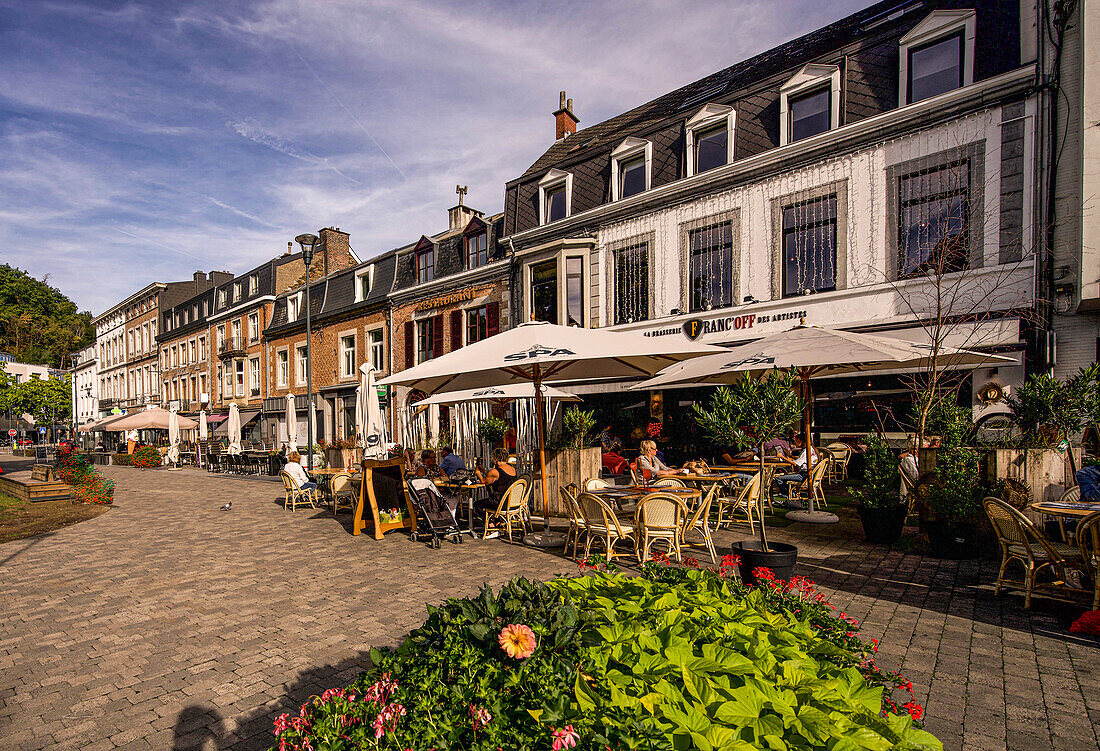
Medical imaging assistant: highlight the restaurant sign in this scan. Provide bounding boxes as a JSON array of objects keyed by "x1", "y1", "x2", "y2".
[
  {"x1": 414, "y1": 288, "x2": 481, "y2": 312},
  {"x1": 644, "y1": 309, "x2": 808, "y2": 339}
]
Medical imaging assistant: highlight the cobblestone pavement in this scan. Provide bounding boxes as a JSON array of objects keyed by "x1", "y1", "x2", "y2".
[{"x1": 0, "y1": 465, "x2": 1097, "y2": 750}]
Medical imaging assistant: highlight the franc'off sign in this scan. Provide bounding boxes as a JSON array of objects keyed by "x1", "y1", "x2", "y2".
[{"x1": 682, "y1": 314, "x2": 757, "y2": 341}]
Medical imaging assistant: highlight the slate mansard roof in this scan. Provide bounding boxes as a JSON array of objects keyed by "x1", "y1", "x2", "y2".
[{"x1": 265, "y1": 251, "x2": 396, "y2": 335}]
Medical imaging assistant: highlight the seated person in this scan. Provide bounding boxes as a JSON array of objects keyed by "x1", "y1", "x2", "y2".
[
  {"x1": 600, "y1": 426, "x2": 623, "y2": 453},
  {"x1": 283, "y1": 451, "x2": 316, "y2": 491},
  {"x1": 1077, "y1": 465, "x2": 1100, "y2": 501},
  {"x1": 438, "y1": 446, "x2": 466, "y2": 477},
  {"x1": 899, "y1": 444, "x2": 920, "y2": 499},
  {"x1": 773, "y1": 437, "x2": 818, "y2": 507},
  {"x1": 416, "y1": 449, "x2": 443, "y2": 478},
  {"x1": 602, "y1": 450, "x2": 628, "y2": 476},
  {"x1": 721, "y1": 448, "x2": 755, "y2": 466},
  {"x1": 474, "y1": 449, "x2": 519, "y2": 536},
  {"x1": 763, "y1": 434, "x2": 792, "y2": 458},
  {"x1": 636, "y1": 439, "x2": 679, "y2": 480}
]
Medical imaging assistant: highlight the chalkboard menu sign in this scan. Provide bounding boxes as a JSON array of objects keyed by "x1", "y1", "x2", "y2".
[{"x1": 353, "y1": 458, "x2": 417, "y2": 539}]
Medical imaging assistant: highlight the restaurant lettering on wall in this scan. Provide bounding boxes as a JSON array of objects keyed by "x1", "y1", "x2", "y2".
[{"x1": 643, "y1": 310, "x2": 808, "y2": 338}]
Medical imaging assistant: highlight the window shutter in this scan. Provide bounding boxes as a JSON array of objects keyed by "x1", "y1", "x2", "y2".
[
  {"x1": 432, "y1": 314, "x2": 444, "y2": 358},
  {"x1": 450, "y1": 310, "x2": 463, "y2": 351},
  {"x1": 486, "y1": 301, "x2": 500, "y2": 337},
  {"x1": 404, "y1": 321, "x2": 414, "y2": 368}
]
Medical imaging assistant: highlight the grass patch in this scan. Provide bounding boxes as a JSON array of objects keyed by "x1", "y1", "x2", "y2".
[{"x1": 0, "y1": 492, "x2": 108, "y2": 545}]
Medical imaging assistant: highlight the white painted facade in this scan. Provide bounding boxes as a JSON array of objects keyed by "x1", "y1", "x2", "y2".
[{"x1": 69, "y1": 344, "x2": 98, "y2": 427}]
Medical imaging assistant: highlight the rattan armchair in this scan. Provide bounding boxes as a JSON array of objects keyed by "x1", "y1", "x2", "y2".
[
  {"x1": 583, "y1": 477, "x2": 610, "y2": 491},
  {"x1": 1075, "y1": 510, "x2": 1100, "y2": 610},
  {"x1": 651, "y1": 477, "x2": 687, "y2": 488},
  {"x1": 576, "y1": 492, "x2": 635, "y2": 562},
  {"x1": 635, "y1": 492, "x2": 689, "y2": 563},
  {"x1": 715, "y1": 472, "x2": 761, "y2": 532},
  {"x1": 484, "y1": 478, "x2": 530, "y2": 542},
  {"x1": 983, "y1": 496, "x2": 1083, "y2": 608},
  {"x1": 788, "y1": 458, "x2": 830, "y2": 508},
  {"x1": 682, "y1": 483, "x2": 719, "y2": 564},
  {"x1": 559, "y1": 484, "x2": 584, "y2": 558},
  {"x1": 330, "y1": 472, "x2": 357, "y2": 515},
  {"x1": 825, "y1": 442, "x2": 852, "y2": 482},
  {"x1": 280, "y1": 471, "x2": 319, "y2": 511}
]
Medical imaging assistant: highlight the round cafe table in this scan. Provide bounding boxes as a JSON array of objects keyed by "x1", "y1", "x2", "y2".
[
  {"x1": 1028, "y1": 500, "x2": 1100, "y2": 547},
  {"x1": 588, "y1": 485, "x2": 701, "y2": 516},
  {"x1": 433, "y1": 479, "x2": 490, "y2": 537}
]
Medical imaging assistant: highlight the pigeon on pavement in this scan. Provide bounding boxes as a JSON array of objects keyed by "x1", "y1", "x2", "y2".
[{"x1": 219, "y1": 502, "x2": 232, "y2": 511}]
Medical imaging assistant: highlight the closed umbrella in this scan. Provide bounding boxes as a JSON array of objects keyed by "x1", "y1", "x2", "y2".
[
  {"x1": 380, "y1": 320, "x2": 722, "y2": 545},
  {"x1": 357, "y1": 364, "x2": 387, "y2": 459},
  {"x1": 199, "y1": 410, "x2": 209, "y2": 441},
  {"x1": 285, "y1": 394, "x2": 299, "y2": 454},
  {"x1": 167, "y1": 409, "x2": 180, "y2": 466},
  {"x1": 227, "y1": 403, "x2": 242, "y2": 455},
  {"x1": 636, "y1": 324, "x2": 1014, "y2": 522}
]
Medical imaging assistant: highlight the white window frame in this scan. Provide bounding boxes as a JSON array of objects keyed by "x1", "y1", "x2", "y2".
[
  {"x1": 248, "y1": 312, "x2": 259, "y2": 341},
  {"x1": 232, "y1": 281, "x2": 242, "y2": 302},
  {"x1": 276, "y1": 348, "x2": 289, "y2": 388},
  {"x1": 235, "y1": 359, "x2": 245, "y2": 397},
  {"x1": 248, "y1": 273, "x2": 258, "y2": 295},
  {"x1": 899, "y1": 9, "x2": 976, "y2": 106},
  {"x1": 367, "y1": 327, "x2": 385, "y2": 373},
  {"x1": 354, "y1": 266, "x2": 374, "y2": 302},
  {"x1": 249, "y1": 357, "x2": 260, "y2": 394},
  {"x1": 685, "y1": 103, "x2": 736, "y2": 177},
  {"x1": 339, "y1": 332, "x2": 357, "y2": 379},
  {"x1": 287, "y1": 293, "x2": 302, "y2": 322},
  {"x1": 521, "y1": 246, "x2": 592, "y2": 327},
  {"x1": 295, "y1": 344, "x2": 308, "y2": 386},
  {"x1": 217, "y1": 288, "x2": 227, "y2": 308},
  {"x1": 779, "y1": 64, "x2": 841, "y2": 146},
  {"x1": 610, "y1": 137, "x2": 653, "y2": 201},
  {"x1": 538, "y1": 168, "x2": 573, "y2": 225}
]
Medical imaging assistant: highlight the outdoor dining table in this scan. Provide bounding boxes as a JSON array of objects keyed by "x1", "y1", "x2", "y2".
[
  {"x1": 311, "y1": 467, "x2": 362, "y2": 506},
  {"x1": 1028, "y1": 500, "x2": 1100, "y2": 546},
  {"x1": 589, "y1": 485, "x2": 702, "y2": 515}
]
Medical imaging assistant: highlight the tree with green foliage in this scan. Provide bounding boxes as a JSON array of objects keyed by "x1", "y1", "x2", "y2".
[
  {"x1": 561, "y1": 406, "x2": 597, "y2": 450},
  {"x1": 0, "y1": 264, "x2": 93, "y2": 367},
  {"x1": 693, "y1": 369, "x2": 804, "y2": 551},
  {"x1": 0, "y1": 364, "x2": 71, "y2": 439},
  {"x1": 1006, "y1": 364, "x2": 1100, "y2": 479}
]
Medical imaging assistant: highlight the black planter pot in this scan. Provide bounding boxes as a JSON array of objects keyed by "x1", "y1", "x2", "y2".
[
  {"x1": 922, "y1": 520, "x2": 977, "y2": 559},
  {"x1": 732, "y1": 540, "x2": 799, "y2": 584},
  {"x1": 857, "y1": 504, "x2": 908, "y2": 545}
]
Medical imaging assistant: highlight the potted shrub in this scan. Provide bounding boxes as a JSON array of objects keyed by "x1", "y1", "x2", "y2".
[
  {"x1": 851, "y1": 433, "x2": 907, "y2": 544},
  {"x1": 545, "y1": 407, "x2": 602, "y2": 515},
  {"x1": 693, "y1": 368, "x2": 804, "y2": 582},
  {"x1": 476, "y1": 415, "x2": 510, "y2": 449},
  {"x1": 918, "y1": 401, "x2": 982, "y2": 558}
]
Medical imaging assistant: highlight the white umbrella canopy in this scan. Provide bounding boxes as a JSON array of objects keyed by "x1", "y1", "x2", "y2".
[
  {"x1": 226, "y1": 403, "x2": 242, "y2": 455},
  {"x1": 284, "y1": 394, "x2": 298, "y2": 454},
  {"x1": 199, "y1": 410, "x2": 209, "y2": 441},
  {"x1": 167, "y1": 409, "x2": 180, "y2": 465},
  {"x1": 635, "y1": 324, "x2": 1014, "y2": 522},
  {"x1": 635, "y1": 325, "x2": 1014, "y2": 388},
  {"x1": 107, "y1": 407, "x2": 197, "y2": 431},
  {"x1": 357, "y1": 364, "x2": 387, "y2": 459},
  {"x1": 414, "y1": 383, "x2": 580, "y2": 406},
  {"x1": 381, "y1": 320, "x2": 723, "y2": 544}
]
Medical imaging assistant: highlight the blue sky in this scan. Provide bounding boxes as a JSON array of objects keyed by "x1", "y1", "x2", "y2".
[{"x1": 0, "y1": 0, "x2": 868, "y2": 315}]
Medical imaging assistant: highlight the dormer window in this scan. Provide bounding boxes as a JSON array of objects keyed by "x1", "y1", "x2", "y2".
[
  {"x1": 287, "y1": 293, "x2": 301, "y2": 322},
  {"x1": 780, "y1": 64, "x2": 841, "y2": 145},
  {"x1": 899, "y1": 10, "x2": 975, "y2": 105},
  {"x1": 232, "y1": 281, "x2": 242, "y2": 301},
  {"x1": 685, "y1": 104, "x2": 735, "y2": 177},
  {"x1": 413, "y1": 238, "x2": 435, "y2": 285},
  {"x1": 538, "y1": 169, "x2": 572, "y2": 225},
  {"x1": 217, "y1": 288, "x2": 226, "y2": 308},
  {"x1": 248, "y1": 273, "x2": 258, "y2": 295},
  {"x1": 611, "y1": 137, "x2": 652, "y2": 201},
  {"x1": 355, "y1": 266, "x2": 374, "y2": 302},
  {"x1": 465, "y1": 227, "x2": 488, "y2": 269}
]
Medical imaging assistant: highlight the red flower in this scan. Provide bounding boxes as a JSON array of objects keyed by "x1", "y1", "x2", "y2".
[
  {"x1": 752, "y1": 566, "x2": 776, "y2": 582},
  {"x1": 1069, "y1": 610, "x2": 1100, "y2": 635}
]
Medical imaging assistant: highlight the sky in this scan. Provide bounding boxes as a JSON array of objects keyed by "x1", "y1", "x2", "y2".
[{"x1": 0, "y1": 0, "x2": 870, "y2": 316}]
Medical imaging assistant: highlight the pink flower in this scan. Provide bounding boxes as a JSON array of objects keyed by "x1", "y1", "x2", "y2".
[
  {"x1": 498, "y1": 623, "x2": 537, "y2": 659},
  {"x1": 551, "y1": 724, "x2": 580, "y2": 750},
  {"x1": 469, "y1": 704, "x2": 493, "y2": 729}
]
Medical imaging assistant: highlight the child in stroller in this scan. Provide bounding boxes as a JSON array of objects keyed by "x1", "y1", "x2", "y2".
[{"x1": 406, "y1": 477, "x2": 463, "y2": 548}]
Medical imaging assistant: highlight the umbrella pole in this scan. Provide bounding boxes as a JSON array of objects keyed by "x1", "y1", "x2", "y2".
[
  {"x1": 786, "y1": 369, "x2": 839, "y2": 524},
  {"x1": 524, "y1": 365, "x2": 563, "y2": 548}
]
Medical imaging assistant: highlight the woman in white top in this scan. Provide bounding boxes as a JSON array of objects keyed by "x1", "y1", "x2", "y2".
[
  {"x1": 636, "y1": 439, "x2": 679, "y2": 480},
  {"x1": 283, "y1": 451, "x2": 317, "y2": 490}
]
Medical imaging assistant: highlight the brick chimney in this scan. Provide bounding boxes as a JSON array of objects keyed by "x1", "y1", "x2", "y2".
[
  {"x1": 318, "y1": 227, "x2": 353, "y2": 275},
  {"x1": 554, "y1": 91, "x2": 578, "y2": 141},
  {"x1": 447, "y1": 184, "x2": 484, "y2": 231}
]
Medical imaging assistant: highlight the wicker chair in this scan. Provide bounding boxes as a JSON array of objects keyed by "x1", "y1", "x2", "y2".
[
  {"x1": 629, "y1": 462, "x2": 644, "y2": 486},
  {"x1": 1060, "y1": 486, "x2": 1081, "y2": 503},
  {"x1": 1075, "y1": 510, "x2": 1100, "y2": 610},
  {"x1": 559, "y1": 484, "x2": 584, "y2": 559},
  {"x1": 576, "y1": 492, "x2": 635, "y2": 562},
  {"x1": 651, "y1": 477, "x2": 686, "y2": 488},
  {"x1": 825, "y1": 442, "x2": 852, "y2": 482},
  {"x1": 983, "y1": 496, "x2": 1083, "y2": 608},
  {"x1": 330, "y1": 472, "x2": 357, "y2": 515},
  {"x1": 635, "y1": 492, "x2": 689, "y2": 563},
  {"x1": 715, "y1": 472, "x2": 761, "y2": 532},
  {"x1": 280, "y1": 471, "x2": 319, "y2": 511},
  {"x1": 584, "y1": 477, "x2": 610, "y2": 491},
  {"x1": 682, "y1": 483, "x2": 719, "y2": 564},
  {"x1": 788, "y1": 458, "x2": 830, "y2": 508},
  {"x1": 484, "y1": 478, "x2": 530, "y2": 542}
]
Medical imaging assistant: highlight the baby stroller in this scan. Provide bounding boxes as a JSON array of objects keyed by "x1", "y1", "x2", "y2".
[{"x1": 406, "y1": 478, "x2": 463, "y2": 548}]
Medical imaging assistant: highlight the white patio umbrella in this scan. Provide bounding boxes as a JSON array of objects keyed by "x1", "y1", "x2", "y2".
[
  {"x1": 284, "y1": 394, "x2": 299, "y2": 454},
  {"x1": 226, "y1": 402, "x2": 242, "y2": 455},
  {"x1": 106, "y1": 406, "x2": 198, "y2": 431},
  {"x1": 167, "y1": 409, "x2": 181, "y2": 466},
  {"x1": 413, "y1": 383, "x2": 580, "y2": 406},
  {"x1": 380, "y1": 320, "x2": 723, "y2": 544},
  {"x1": 636, "y1": 324, "x2": 1014, "y2": 522},
  {"x1": 356, "y1": 364, "x2": 387, "y2": 459},
  {"x1": 199, "y1": 410, "x2": 209, "y2": 441}
]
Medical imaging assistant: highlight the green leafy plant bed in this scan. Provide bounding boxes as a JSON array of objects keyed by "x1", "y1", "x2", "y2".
[{"x1": 271, "y1": 559, "x2": 940, "y2": 750}]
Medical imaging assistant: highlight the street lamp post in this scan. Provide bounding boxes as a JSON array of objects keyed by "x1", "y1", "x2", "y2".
[{"x1": 294, "y1": 233, "x2": 320, "y2": 471}]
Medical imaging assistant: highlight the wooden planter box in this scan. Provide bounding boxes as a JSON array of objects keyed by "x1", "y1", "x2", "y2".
[
  {"x1": 541, "y1": 447, "x2": 602, "y2": 516},
  {"x1": 919, "y1": 446, "x2": 1083, "y2": 504}
]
